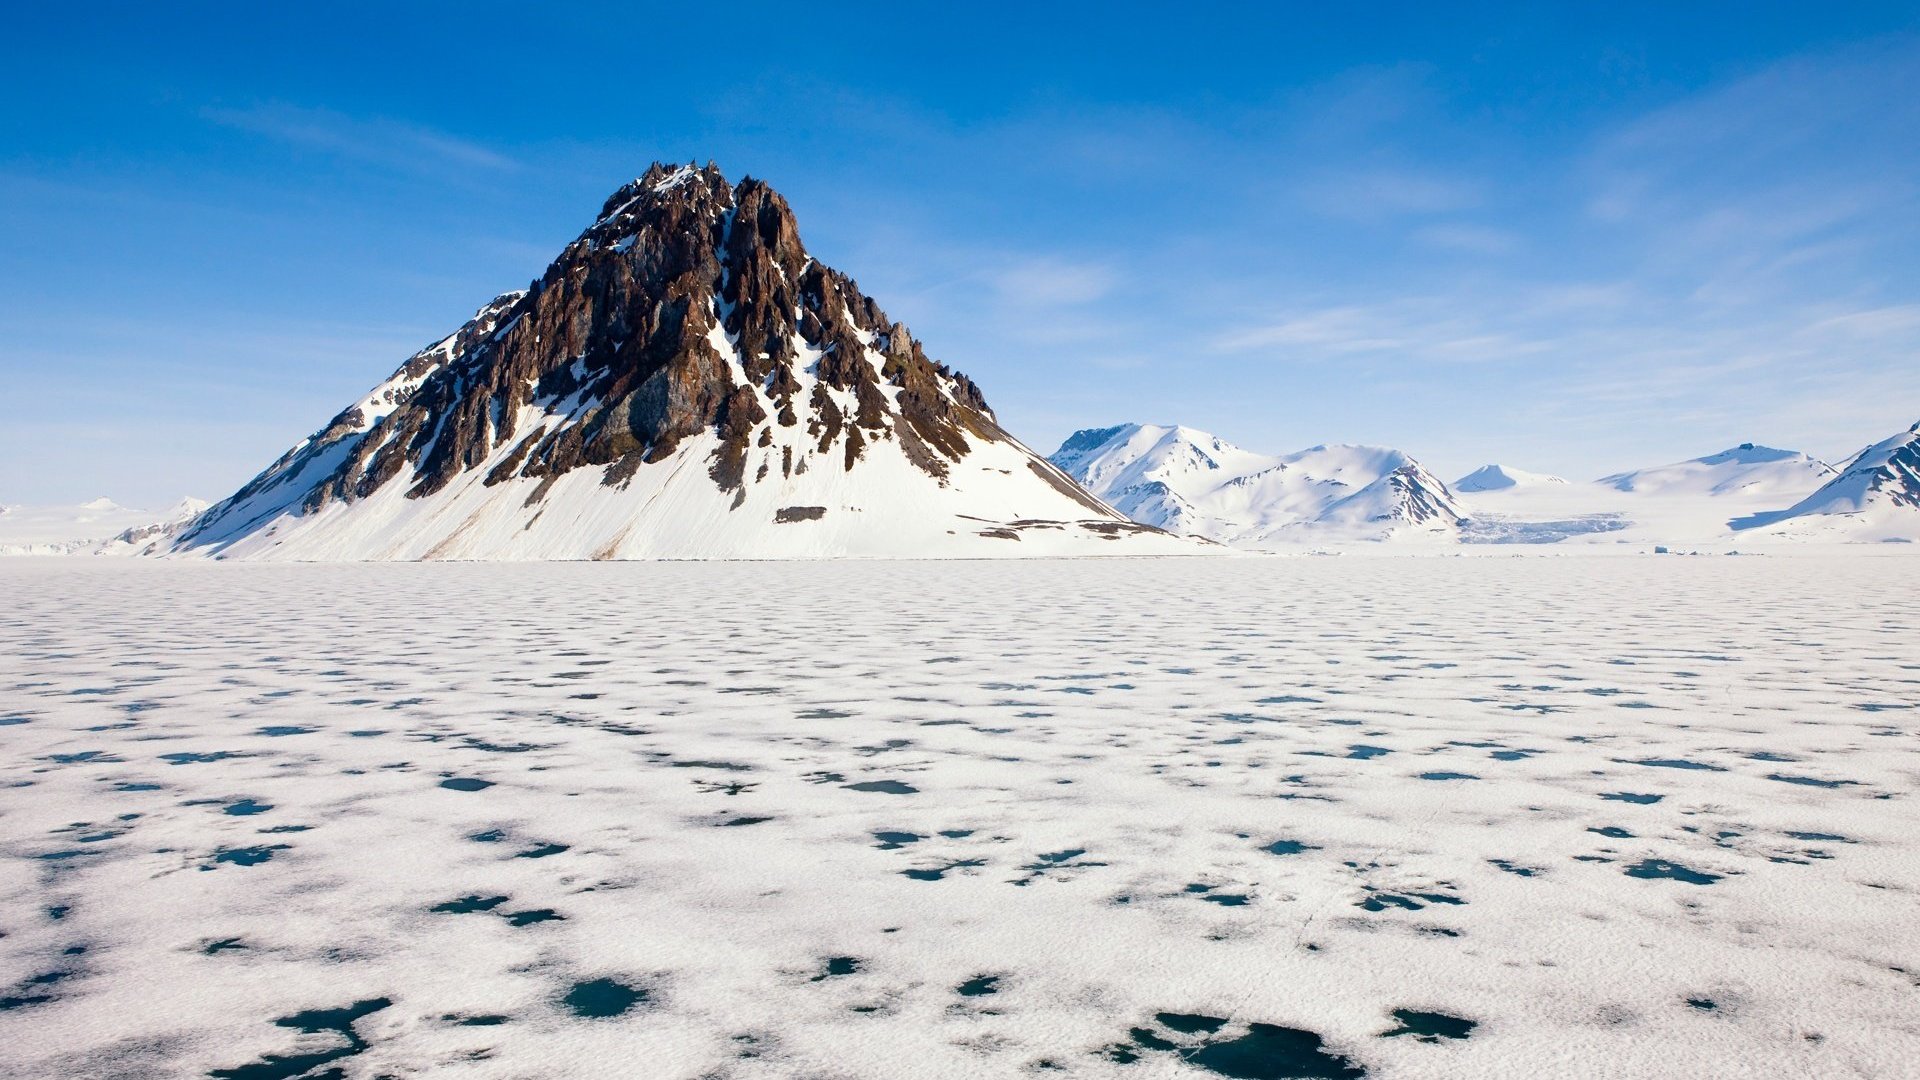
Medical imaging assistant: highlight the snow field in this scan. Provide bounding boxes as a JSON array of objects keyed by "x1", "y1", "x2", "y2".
[{"x1": 0, "y1": 557, "x2": 1916, "y2": 1078}]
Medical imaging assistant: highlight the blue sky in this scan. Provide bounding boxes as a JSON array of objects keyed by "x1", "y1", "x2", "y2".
[{"x1": 4, "y1": 3, "x2": 1918, "y2": 505}]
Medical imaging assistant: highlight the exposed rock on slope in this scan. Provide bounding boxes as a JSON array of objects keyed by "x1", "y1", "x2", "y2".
[
  {"x1": 1734, "y1": 421, "x2": 1920, "y2": 540},
  {"x1": 170, "y1": 164, "x2": 1191, "y2": 560}
]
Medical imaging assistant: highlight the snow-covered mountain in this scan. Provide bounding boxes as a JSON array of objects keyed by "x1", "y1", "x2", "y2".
[
  {"x1": 167, "y1": 164, "x2": 1194, "y2": 560},
  {"x1": 0, "y1": 497, "x2": 207, "y2": 556},
  {"x1": 1597, "y1": 444, "x2": 1835, "y2": 498},
  {"x1": 1048, "y1": 423, "x2": 1464, "y2": 546},
  {"x1": 1454, "y1": 464, "x2": 1568, "y2": 492},
  {"x1": 1733, "y1": 421, "x2": 1920, "y2": 541},
  {"x1": 1455, "y1": 440, "x2": 1877, "y2": 546}
]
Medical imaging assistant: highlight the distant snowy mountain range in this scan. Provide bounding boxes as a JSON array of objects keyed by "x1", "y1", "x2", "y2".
[
  {"x1": 0, "y1": 497, "x2": 207, "y2": 556},
  {"x1": 1048, "y1": 424, "x2": 1464, "y2": 545},
  {"x1": 1050, "y1": 422, "x2": 1920, "y2": 549},
  {"x1": 1, "y1": 161, "x2": 1912, "y2": 559}
]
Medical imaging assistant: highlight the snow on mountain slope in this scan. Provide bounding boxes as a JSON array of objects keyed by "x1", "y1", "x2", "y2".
[
  {"x1": 1048, "y1": 423, "x2": 1465, "y2": 546},
  {"x1": 0, "y1": 497, "x2": 207, "y2": 556},
  {"x1": 1455, "y1": 464, "x2": 1568, "y2": 492},
  {"x1": 166, "y1": 164, "x2": 1197, "y2": 561},
  {"x1": 1456, "y1": 442, "x2": 1857, "y2": 547},
  {"x1": 1597, "y1": 444, "x2": 1835, "y2": 498},
  {"x1": 1732, "y1": 421, "x2": 1920, "y2": 541}
]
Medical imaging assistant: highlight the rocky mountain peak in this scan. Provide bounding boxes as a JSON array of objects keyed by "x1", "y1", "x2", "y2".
[{"x1": 169, "y1": 163, "x2": 1148, "y2": 560}]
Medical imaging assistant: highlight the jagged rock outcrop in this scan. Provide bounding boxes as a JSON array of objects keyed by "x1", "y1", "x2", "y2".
[{"x1": 169, "y1": 164, "x2": 1188, "y2": 560}]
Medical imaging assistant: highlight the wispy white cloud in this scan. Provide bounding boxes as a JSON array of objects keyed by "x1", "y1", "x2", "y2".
[{"x1": 203, "y1": 103, "x2": 518, "y2": 172}]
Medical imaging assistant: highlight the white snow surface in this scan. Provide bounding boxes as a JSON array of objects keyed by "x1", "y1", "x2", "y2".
[
  {"x1": 1049, "y1": 424, "x2": 1465, "y2": 547},
  {"x1": 1452, "y1": 464, "x2": 1568, "y2": 492},
  {"x1": 2, "y1": 557, "x2": 1916, "y2": 1078},
  {"x1": 0, "y1": 497, "x2": 207, "y2": 556}
]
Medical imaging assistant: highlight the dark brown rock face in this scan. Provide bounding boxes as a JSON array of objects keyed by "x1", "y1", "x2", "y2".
[{"x1": 222, "y1": 162, "x2": 1016, "y2": 521}]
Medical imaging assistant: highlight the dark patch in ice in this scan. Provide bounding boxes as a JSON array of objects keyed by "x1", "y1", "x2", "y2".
[
  {"x1": 447, "y1": 1013, "x2": 511, "y2": 1026},
  {"x1": 903, "y1": 859, "x2": 986, "y2": 882},
  {"x1": 439, "y1": 778, "x2": 493, "y2": 792},
  {"x1": 46, "y1": 750, "x2": 121, "y2": 765},
  {"x1": 160, "y1": 751, "x2": 246, "y2": 765},
  {"x1": 1786, "y1": 831, "x2": 1852, "y2": 843},
  {"x1": 1014, "y1": 848, "x2": 1105, "y2": 885},
  {"x1": 1186, "y1": 1023, "x2": 1367, "y2": 1078},
  {"x1": 223, "y1": 799, "x2": 272, "y2": 816},
  {"x1": 1589, "y1": 826, "x2": 1635, "y2": 839},
  {"x1": 1346, "y1": 745, "x2": 1391, "y2": 760},
  {"x1": 844, "y1": 780, "x2": 918, "y2": 794},
  {"x1": 208, "y1": 845, "x2": 290, "y2": 869},
  {"x1": 203, "y1": 938, "x2": 248, "y2": 954},
  {"x1": 515, "y1": 843, "x2": 569, "y2": 859},
  {"x1": 872, "y1": 831, "x2": 923, "y2": 850},
  {"x1": 1619, "y1": 758, "x2": 1724, "y2": 771},
  {"x1": 670, "y1": 759, "x2": 753, "y2": 771},
  {"x1": 719, "y1": 816, "x2": 773, "y2": 827},
  {"x1": 1490, "y1": 749, "x2": 1539, "y2": 761},
  {"x1": 1380, "y1": 1008, "x2": 1476, "y2": 1042},
  {"x1": 1262, "y1": 839, "x2": 1316, "y2": 856},
  {"x1": 1417, "y1": 771, "x2": 1478, "y2": 781},
  {"x1": 1111, "y1": 1013, "x2": 1366, "y2": 1078},
  {"x1": 432, "y1": 895, "x2": 509, "y2": 914},
  {"x1": 1159, "y1": 1012, "x2": 1229, "y2": 1034},
  {"x1": 1359, "y1": 890, "x2": 1462, "y2": 912},
  {"x1": 1686, "y1": 998, "x2": 1717, "y2": 1011},
  {"x1": 461, "y1": 737, "x2": 543, "y2": 753},
  {"x1": 563, "y1": 978, "x2": 647, "y2": 1018},
  {"x1": 467, "y1": 828, "x2": 506, "y2": 842},
  {"x1": 1489, "y1": 859, "x2": 1540, "y2": 877},
  {"x1": 1624, "y1": 859, "x2": 1721, "y2": 885},
  {"x1": 210, "y1": 996, "x2": 392, "y2": 1080},
  {"x1": 1600, "y1": 792, "x2": 1663, "y2": 804},
  {"x1": 957, "y1": 975, "x2": 1000, "y2": 997},
  {"x1": 253, "y1": 726, "x2": 314, "y2": 737},
  {"x1": 505, "y1": 908, "x2": 564, "y2": 926},
  {"x1": 810, "y1": 956, "x2": 861, "y2": 981},
  {"x1": 1765, "y1": 773, "x2": 1857, "y2": 788}
]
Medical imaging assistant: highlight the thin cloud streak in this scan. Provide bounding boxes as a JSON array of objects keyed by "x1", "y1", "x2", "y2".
[{"x1": 202, "y1": 103, "x2": 519, "y2": 173}]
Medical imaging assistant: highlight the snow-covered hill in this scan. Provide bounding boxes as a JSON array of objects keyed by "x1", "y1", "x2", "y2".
[
  {"x1": 1048, "y1": 424, "x2": 1464, "y2": 546},
  {"x1": 1454, "y1": 464, "x2": 1568, "y2": 492},
  {"x1": 1732, "y1": 421, "x2": 1920, "y2": 541},
  {"x1": 165, "y1": 164, "x2": 1196, "y2": 561},
  {"x1": 0, "y1": 497, "x2": 206, "y2": 556},
  {"x1": 1597, "y1": 444, "x2": 1835, "y2": 498},
  {"x1": 1457, "y1": 442, "x2": 1853, "y2": 547}
]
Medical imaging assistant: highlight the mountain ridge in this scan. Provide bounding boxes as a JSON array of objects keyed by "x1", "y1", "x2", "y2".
[{"x1": 1048, "y1": 423, "x2": 1466, "y2": 547}]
